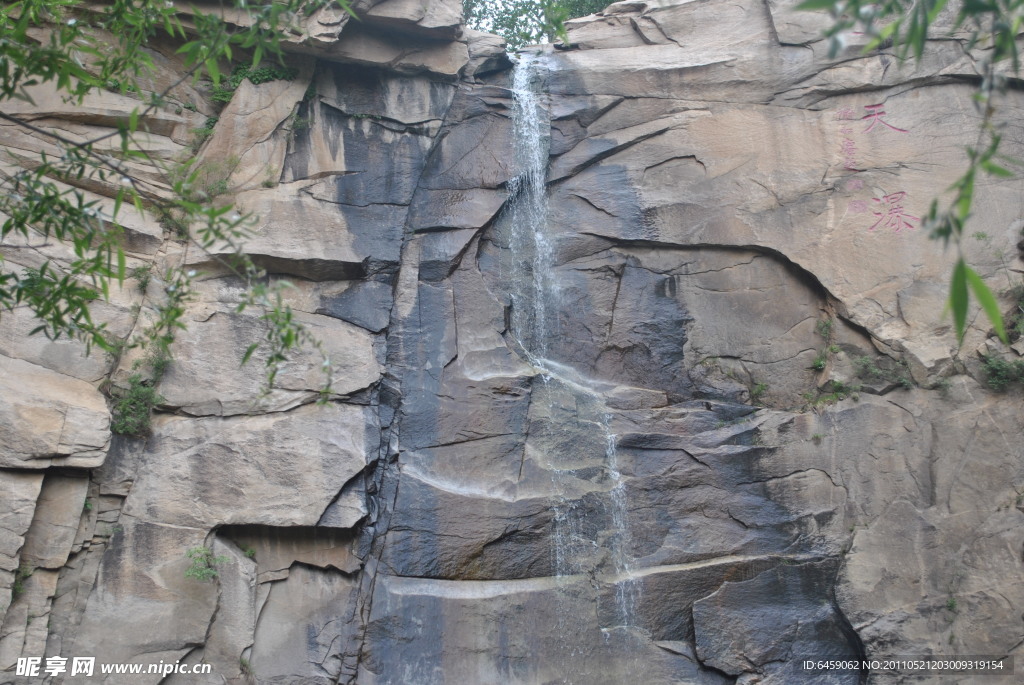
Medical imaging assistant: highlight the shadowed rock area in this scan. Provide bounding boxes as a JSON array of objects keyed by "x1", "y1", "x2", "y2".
[{"x1": 1, "y1": 0, "x2": 1023, "y2": 683}]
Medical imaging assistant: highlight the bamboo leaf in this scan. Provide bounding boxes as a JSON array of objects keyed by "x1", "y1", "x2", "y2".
[
  {"x1": 950, "y1": 258, "x2": 968, "y2": 343},
  {"x1": 965, "y1": 266, "x2": 1008, "y2": 343},
  {"x1": 795, "y1": 0, "x2": 838, "y2": 9},
  {"x1": 241, "y1": 342, "x2": 259, "y2": 366}
]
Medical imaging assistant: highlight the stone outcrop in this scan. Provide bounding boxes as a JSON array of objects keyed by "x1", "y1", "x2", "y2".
[{"x1": 1, "y1": 0, "x2": 1023, "y2": 683}]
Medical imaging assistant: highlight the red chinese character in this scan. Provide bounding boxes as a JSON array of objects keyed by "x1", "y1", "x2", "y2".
[
  {"x1": 869, "y1": 192, "x2": 918, "y2": 231},
  {"x1": 834, "y1": 107, "x2": 857, "y2": 120},
  {"x1": 848, "y1": 199, "x2": 869, "y2": 213},
  {"x1": 845, "y1": 178, "x2": 864, "y2": 191},
  {"x1": 862, "y1": 104, "x2": 908, "y2": 133}
]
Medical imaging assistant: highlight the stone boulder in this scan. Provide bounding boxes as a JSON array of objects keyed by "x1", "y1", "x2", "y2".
[{"x1": 0, "y1": 356, "x2": 109, "y2": 469}]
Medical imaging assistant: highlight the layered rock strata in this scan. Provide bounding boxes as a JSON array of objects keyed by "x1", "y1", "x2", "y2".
[{"x1": 1, "y1": 1, "x2": 1023, "y2": 683}]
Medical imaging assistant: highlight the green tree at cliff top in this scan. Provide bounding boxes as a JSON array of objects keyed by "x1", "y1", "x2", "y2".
[{"x1": 464, "y1": 0, "x2": 610, "y2": 49}]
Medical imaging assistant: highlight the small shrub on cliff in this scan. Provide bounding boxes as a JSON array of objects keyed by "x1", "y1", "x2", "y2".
[
  {"x1": 211, "y1": 64, "x2": 298, "y2": 103},
  {"x1": 11, "y1": 565, "x2": 32, "y2": 599},
  {"x1": 185, "y1": 546, "x2": 230, "y2": 582},
  {"x1": 981, "y1": 355, "x2": 1024, "y2": 392},
  {"x1": 1006, "y1": 284, "x2": 1024, "y2": 342},
  {"x1": 854, "y1": 356, "x2": 914, "y2": 389},
  {"x1": 110, "y1": 374, "x2": 164, "y2": 437}
]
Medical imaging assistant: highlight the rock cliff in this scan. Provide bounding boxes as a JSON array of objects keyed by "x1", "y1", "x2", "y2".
[{"x1": 1, "y1": 0, "x2": 1023, "y2": 683}]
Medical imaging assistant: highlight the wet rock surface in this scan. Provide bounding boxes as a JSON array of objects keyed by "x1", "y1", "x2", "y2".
[{"x1": 1, "y1": 1, "x2": 1024, "y2": 684}]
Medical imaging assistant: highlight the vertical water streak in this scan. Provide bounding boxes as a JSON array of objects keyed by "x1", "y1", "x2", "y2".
[
  {"x1": 605, "y1": 426, "x2": 641, "y2": 629},
  {"x1": 507, "y1": 55, "x2": 555, "y2": 359},
  {"x1": 506, "y1": 56, "x2": 642, "y2": 679}
]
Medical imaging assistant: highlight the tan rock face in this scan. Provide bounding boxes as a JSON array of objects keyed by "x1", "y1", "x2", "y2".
[
  {"x1": 135, "y1": 301, "x2": 381, "y2": 416},
  {"x1": 121, "y1": 403, "x2": 376, "y2": 528},
  {"x1": 197, "y1": 58, "x2": 315, "y2": 193},
  {"x1": 0, "y1": 474, "x2": 44, "y2": 617},
  {"x1": 0, "y1": 355, "x2": 110, "y2": 469},
  {"x1": 2, "y1": 0, "x2": 1024, "y2": 681}
]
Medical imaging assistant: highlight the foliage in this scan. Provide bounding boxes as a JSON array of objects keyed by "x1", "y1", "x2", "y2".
[
  {"x1": 129, "y1": 264, "x2": 151, "y2": 294},
  {"x1": 1005, "y1": 284, "x2": 1024, "y2": 341},
  {"x1": 981, "y1": 354, "x2": 1024, "y2": 391},
  {"x1": 12, "y1": 565, "x2": 32, "y2": 599},
  {"x1": 815, "y1": 317, "x2": 834, "y2": 341},
  {"x1": 798, "y1": 0, "x2": 1024, "y2": 344},
  {"x1": 211, "y1": 63, "x2": 298, "y2": 103},
  {"x1": 184, "y1": 546, "x2": 230, "y2": 582},
  {"x1": 809, "y1": 317, "x2": 840, "y2": 370},
  {"x1": 110, "y1": 371, "x2": 164, "y2": 437},
  {"x1": 0, "y1": 0, "x2": 345, "y2": 404},
  {"x1": 463, "y1": 0, "x2": 610, "y2": 49},
  {"x1": 190, "y1": 116, "x2": 220, "y2": 152},
  {"x1": 853, "y1": 355, "x2": 914, "y2": 389},
  {"x1": 803, "y1": 379, "x2": 860, "y2": 409}
]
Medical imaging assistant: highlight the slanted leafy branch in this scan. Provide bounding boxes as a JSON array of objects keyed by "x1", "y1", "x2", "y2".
[{"x1": 0, "y1": 0, "x2": 351, "y2": 427}]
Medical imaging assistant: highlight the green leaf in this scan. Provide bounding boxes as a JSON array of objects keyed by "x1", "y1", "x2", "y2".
[
  {"x1": 206, "y1": 58, "x2": 220, "y2": 85},
  {"x1": 981, "y1": 160, "x2": 1013, "y2": 177},
  {"x1": 241, "y1": 342, "x2": 259, "y2": 366},
  {"x1": 964, "y1": 266, "x2": 1008, "y2": 343},
  {"x1": 795, "y1": 0, "x2": 839, "y2": 9},
  {"x1": 950, "y1": 258, "x2": 968, "y2": 343}
]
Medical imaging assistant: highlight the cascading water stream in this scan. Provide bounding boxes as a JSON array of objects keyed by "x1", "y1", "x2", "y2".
[
  {"x1": 503, "y1": 55, "x2": 643, "y2": 662},
  {"x1": 506, "y1": 55, "x2": 555, "y2": 361}
]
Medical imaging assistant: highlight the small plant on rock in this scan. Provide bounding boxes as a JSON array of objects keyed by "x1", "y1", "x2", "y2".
[
  {"x1": 1005, "y1": 284, "x2": 1024, "y2": 342},
  {"x1": 211, "y1": 63, "x2": 298, "y2": 104},
  {"x1": 12, "y1": 565, "x2": 32, "y2": 599},
  {"x1": 130, "y1": 265, "x2": 152, "y2": 294},
  {"x1": 853, "y1": 355, "x2": 914, "y2": 389},
  {"x1": 816, "y1": 318, "x2": 834, "y2": 341},
  {"x1": 110, "y1": 373, "x2": 164, "y2": 437},
  {"x1": 981, "y1": 355, "x2": 1024, "y2": 392},
  {"x1": 190, "y1": 116, "x2": 219, "y2": 152},
  {"x1": 185, "y1": 546, "x2": 230, "y2": 582}
]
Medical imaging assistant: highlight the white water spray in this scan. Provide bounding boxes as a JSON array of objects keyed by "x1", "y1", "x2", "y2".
[{"x1": 505, "y1": 57, "x2": 642, "y2": 644}]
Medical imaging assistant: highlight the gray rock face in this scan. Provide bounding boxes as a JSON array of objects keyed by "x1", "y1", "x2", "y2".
[{"x1": 2, "y1": 1, "x2": 1024, "y2": 683}]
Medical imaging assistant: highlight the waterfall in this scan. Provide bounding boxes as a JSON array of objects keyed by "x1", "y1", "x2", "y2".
[
  {"x1": 605, "y1": 422, "x2": 641, "y2": 630},
  {"x1": 507, "y1": 54, "x2": 555, "y2": 361},
  {"x1": 503, "y1": 56, "x2": 643, "y2": 673}
]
